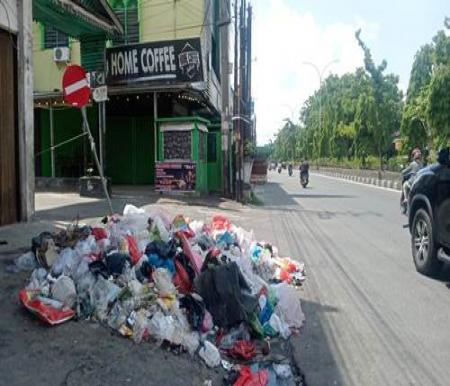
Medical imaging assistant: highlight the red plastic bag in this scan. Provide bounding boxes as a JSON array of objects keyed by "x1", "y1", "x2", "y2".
[
  {"x1": 211, "y1": 215, "x2": 232, "y2": 231},
  {"x1": 227, "y1": 340, "x2": 256, "y2": 360},
  {"x1": 234, "y1": 366, "x2": 269, "y2": 386},
  {"x1": 19, "y1": 289, "x2": 75, "y2": 326},
  {"x1": 126, "y1": 235, "x2": 142, "y2": 265},
  {"x1": 279, "y1": 269, "x2": 292, "y2": 284},
  {"x1": 173, "y1": 259, "x2": 192, "y2": 294},
  {"x1": 92, "y1": 227, "x2": 108, "y2": 241},
  {"x1": 177, "y1": 232, "x2": 202, "y2": 275}
]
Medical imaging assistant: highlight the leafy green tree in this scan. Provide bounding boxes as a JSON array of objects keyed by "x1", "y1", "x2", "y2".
[
  {"x1": 427, "y1": 64, "x2": 450, "y2": 147},
  {"x1": 355, "y1": 30, "x2": 403, "y2": 171}
]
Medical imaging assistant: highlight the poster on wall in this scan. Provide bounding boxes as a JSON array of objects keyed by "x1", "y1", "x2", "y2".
[
  {"x1": 106, "y1": 38, "x2": 204, "y2": 85},
  {"x1": 155, "y1": 162, "x2": 196, "y2": 192}
]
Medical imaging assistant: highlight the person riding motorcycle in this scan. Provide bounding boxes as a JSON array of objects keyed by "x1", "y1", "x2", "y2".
[
  {"x1": 300, "y1": 159, "x2": 309, "y2": 175},
  {"x1": 401, "y1": 148, "x2": 423, "y2": 210},
  {"x1": 299, "y1": 159, "x2": 310, "y2": 186}
]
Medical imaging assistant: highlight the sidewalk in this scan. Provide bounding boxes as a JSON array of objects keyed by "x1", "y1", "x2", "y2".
[
  {"x1": 0, "y1": 187, "x2": 244, "y2": 254},
  {"x1": 0, "y1": 187, "x2": 306, "y2": 385}
]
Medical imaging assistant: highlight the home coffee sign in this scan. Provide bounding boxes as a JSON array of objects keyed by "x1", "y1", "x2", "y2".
[{"x1": 106, "y1": 38, "x2": 204, "y2": 85}]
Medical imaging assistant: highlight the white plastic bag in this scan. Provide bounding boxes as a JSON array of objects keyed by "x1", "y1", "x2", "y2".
[
  {"x1": 273, "y1": 364, "x2": 293, "y2": 379},
  {"x1": 272, "y1": 283, "x2": 305, "y2": 328},
  {"x1": 268, "y1": 313, "x2": 291, "y2": 339},
  {"x1": 189, "y1": 220, "x2": 204, "y2": 236},
  {"x1": 198, "y1": 341, "x2": 221, "y2": 368},
  {"x1": 26, "y1": 268, "x2": 50, "y2": 295},
  {"x1": 133, "y1": 310, "x2": 149, "y2": 344},
  {"x1": 152, "y1": 216, "x2": 170, "y2": 243},
  {"x1": 52, "y1": 248, "x2": 80, "y2": 277},
  {"x1": 148, "y1": 311, "x2": 176, "y2": 343},
  {"x1": 90, "y1": 277, "x2": 121, "y2": 321},
  {"x1": 182, "y1": 331, "x2": 200, "y2": 356},
  {"x1": 51, "y1": 275, "x2": 77, "y2": 308},
  {"x1": 123, "y1": 204, "x2": 145, "y2": 216},
  {"x1": 74, "y1": 236, "x2": 98, "y2": 258},
  {"x1": 153, "y1": 268, "x2": 176, "y2": 297},
  {"x1": 15, "y1": 251, "x2": 38, "y2": 271}
]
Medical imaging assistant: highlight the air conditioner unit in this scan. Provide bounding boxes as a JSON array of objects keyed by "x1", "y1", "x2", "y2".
[{"x1": 53, "y1": 47, "x2": 70, "y2": 62}]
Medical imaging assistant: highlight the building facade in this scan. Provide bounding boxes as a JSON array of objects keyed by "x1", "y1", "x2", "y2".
[
  {"x1": 0, "y1": 0, "x2": 34, "y2": 226},
  {"x1": 33, "y1": 0, "x2": 232, "y2": 194}
]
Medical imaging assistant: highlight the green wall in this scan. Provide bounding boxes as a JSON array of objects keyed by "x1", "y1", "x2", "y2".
[
  {"x1": 206, "y1": 127, "x2": 222, "y2": 192},
  {"x1": 38, "y1": 106, "x2": 98, "y2": 177}
]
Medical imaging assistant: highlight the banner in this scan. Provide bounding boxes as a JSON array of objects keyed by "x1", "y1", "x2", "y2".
[
  {"x1": 106, "y1": 38, "x2": 204, "y2": 85},
  {"x1": 155, "y1": 162, "x2": 196, "y2": 192}
]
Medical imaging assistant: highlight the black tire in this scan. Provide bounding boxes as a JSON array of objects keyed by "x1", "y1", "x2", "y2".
[{"x1": 411, "y1": 208, "x2": 442, "y2": 275}]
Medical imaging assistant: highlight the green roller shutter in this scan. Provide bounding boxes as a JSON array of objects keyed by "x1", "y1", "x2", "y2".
[{"x1": 106, "y1": 116, "x2": 154, "y2": 184}]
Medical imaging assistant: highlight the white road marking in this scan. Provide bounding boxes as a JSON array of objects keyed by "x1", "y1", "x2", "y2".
[{"x1": 310, "y1": 173, "x2": 401, "y2": 193}]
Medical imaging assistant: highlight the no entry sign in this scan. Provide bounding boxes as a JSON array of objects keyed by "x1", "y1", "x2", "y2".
[{"x1": 62, "y1": 65, "x2": 90, "y2": 108}]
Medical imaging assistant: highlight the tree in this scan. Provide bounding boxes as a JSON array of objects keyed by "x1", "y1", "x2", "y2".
[
  {"x1": 401, "y1": 20, "x2": 450, "y2": 156},
  {"x1": 401, "y1": 45, "x2": 433, "y2": 153},
  {"x1": 355, "y1": 30, "x2": 403, "y2": 171},
  {"x1": 427, "y1": 64, "x2": 450, "y2": 148}
]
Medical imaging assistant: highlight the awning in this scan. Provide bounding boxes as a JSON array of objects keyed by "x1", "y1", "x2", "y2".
[{"x1": 33, "y1": 0, "x2": 123, "y2": 37}]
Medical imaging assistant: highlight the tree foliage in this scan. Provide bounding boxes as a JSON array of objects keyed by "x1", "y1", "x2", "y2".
[
  {"x1": 273, "y1": 32, "x2": 403, "y2": 169},
  {"x1": 272, "y1": 19, "x2": 450, "y2": 166},
  {"x1": 401, "y1": 23, "x2": 450, "y2": 155}
]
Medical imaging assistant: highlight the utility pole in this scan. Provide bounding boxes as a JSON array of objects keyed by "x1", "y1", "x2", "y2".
[
  {"x1": 237, "y1": 0, "x2": 246, "y2": 202},
  {"x1": 233, "y1": 0, "x2": 240, "y2": 201},
  {"x1": 220, "y1": 0, "x2": 231, "y2": 197},
  {"x1": 246, "y1": 5, "x2": 253, "y2": 143}
]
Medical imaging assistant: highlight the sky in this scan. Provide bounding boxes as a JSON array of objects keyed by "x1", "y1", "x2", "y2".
[{"x1": 252, "y1": 0, "x2": 450, "y2": 145}]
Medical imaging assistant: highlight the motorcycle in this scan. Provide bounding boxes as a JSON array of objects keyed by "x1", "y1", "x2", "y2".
[
  {"x1": 300, "y1": 171, "x2": 309, "y2": 188},
  {"x1": 288, "y1": 165, "x2": 293, "y2": 176},
  {"x1": 278, "y1": 166, "x2": 282, "y2": 173},
  {"x1": 400, "y1": 171, "x2": 414, "y2": 215}
]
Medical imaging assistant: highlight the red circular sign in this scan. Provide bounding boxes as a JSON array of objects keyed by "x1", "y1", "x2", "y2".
[{"x1": 62, "y1": 65, "x2": 90, "y2": 108}]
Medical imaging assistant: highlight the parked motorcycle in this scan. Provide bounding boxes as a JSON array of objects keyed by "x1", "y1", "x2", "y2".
[
  {"x1": 300, "y1": 171, "x2": 309, "y2": 188},
  {"x1": 288, "y1": 165, "x2": 293, "y2": 176},
  {"x1": 278, "y1": 166, "x2": 282, "y2": 173}
]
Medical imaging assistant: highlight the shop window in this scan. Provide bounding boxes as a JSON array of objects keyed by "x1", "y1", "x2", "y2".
[
  {"x1": 207, "y1": 132, "x2": 217, "y2": 163},
  {"x1": 43, "y1": 26, "x2": 69, "y2": 49},
  {"x1": 164, "y1": 131, "x2": 191, "y2": 160}
]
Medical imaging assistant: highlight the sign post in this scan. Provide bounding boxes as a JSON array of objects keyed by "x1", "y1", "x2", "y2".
[{"x1": 63, "y1": 65, "x2": 113, "y2": 214}]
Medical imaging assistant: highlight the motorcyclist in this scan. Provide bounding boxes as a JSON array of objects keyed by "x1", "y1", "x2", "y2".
[
  {"x1": 299, "y1": 158, "x2": 309, "y2": 177},
  {"x1": 401, "y1": 148, "x2": 423, "y2": 207}
]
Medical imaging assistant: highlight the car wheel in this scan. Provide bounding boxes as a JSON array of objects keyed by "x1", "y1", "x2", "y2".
[{"x1": 411, "y1": 208, "x2": 442, "y2": 275}]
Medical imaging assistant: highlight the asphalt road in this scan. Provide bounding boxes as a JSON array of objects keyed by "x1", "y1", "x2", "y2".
[{"x1": 256, "y1": 170, "x2": 450, "y2": 386}]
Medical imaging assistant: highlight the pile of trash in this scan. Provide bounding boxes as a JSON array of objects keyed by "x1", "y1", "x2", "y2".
[{"x1": 14, "y1": 205, "x2": 306, "y2": 385}]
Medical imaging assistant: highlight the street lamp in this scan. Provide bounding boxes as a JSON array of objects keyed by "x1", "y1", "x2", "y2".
[
  {"x1": 302, "y1": 59, "x2": 339, "y2": 162},
  {"x1": 280, "y1": 104, "x2": 295, "y2": 122}
]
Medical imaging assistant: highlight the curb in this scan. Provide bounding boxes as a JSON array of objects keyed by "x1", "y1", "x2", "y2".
[{"x1": 316, "y1": 171, "x2": 401, "y2": 191}]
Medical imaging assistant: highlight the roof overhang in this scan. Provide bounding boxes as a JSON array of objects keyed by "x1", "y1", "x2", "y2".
[{"x1": 33, "y1": 0, "x2": 123, "y2": 38}]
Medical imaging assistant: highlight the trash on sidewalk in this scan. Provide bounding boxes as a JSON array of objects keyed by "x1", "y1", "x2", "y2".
[
  {"x1": 19, "y1": 288, "x2": 76, "y2": 325},
  {"x1": 15, "y1": 204, "x2": 307, "y2": 371}
]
